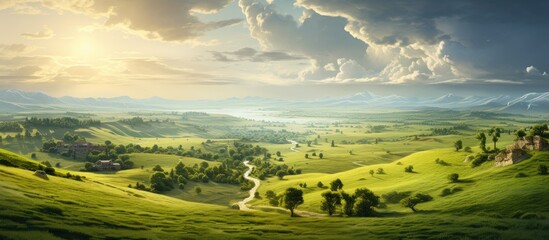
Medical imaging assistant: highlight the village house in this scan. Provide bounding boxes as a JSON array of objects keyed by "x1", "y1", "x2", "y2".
[{"x1": 94, "y1": 160, "x2": 121, "y2": 171}]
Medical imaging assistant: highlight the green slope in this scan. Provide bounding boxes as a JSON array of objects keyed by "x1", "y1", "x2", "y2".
[
  {"x1": 254, "y1": 147, "x2": 549, "y2": 217},
  {"x1": 2, "y1": 148, "x2": 549, "y2": 239}
]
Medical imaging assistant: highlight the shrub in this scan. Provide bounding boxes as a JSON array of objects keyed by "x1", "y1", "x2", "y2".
[
  {"x1": 538, "y1": 165, "x2": 548, "y2": 175},
  {"x1": 471, "y1": 154, "x2": 488, "y2": 168},
  {"x1": 404, "y1": 165, "x2": 414, "y2": 173},
  {"x1": 440, "y1": 187, "x2": 462, "y2": 197},
  {"x1": 448, "y1": 173, "x2": 459, "y2": 182},
  {"x1": 515, "y1": 172, "x2": 527, "y2": 178},
  {"x1": 464, "y1": 146, "x2": 472, "y2": 152},
  {"x1": 381, "y1": 191, "x2": 410, "y2": 204},
  {"x1": 376, "y1": 168, "x2": 385, "y2": 174}
]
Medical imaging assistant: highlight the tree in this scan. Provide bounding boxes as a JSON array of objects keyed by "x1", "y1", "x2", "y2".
[
  {"x1": 530, "y1": 124, "x2": 548, "y2": 137},
  {"x1": 448, "y1": 173, "x2": 459, "y2": 182},
  {"x1": 515, "y1": 129, "x2": 527, "y2": 139},
  {"x1": 317, "y1": 181, "x2": 324, "y2": 188},
  {"x1": 331, "y1": 140, "x2": 335, "y2": 147},
  {"x1": 276, "y1": 151, "x2": 281, "y2": 157},
  {"x1": 319, "y1": 153, "x2": 324, "y2": 159},
  {"x1": 152, "y1": 165, "x2": 164, "y2": 172},
  {"x1": 539, "y1": 164, "x2": 548, "y2": 175},
  {"x1": 283, "y1": 188, "x2": 304, "y2": 217},
  {"x1": 401, "y1": 193, "x2": 433, "y2": 212},
  {"x1": 369, "y1": 169, "x2": 374, "y2": 177},
  {"x1": 330, "y1": 178, "x2": 344, "y2": 191},
  {"x1": 341, "y1": 191, "x2": 355, "y2": 216},
  {"x1": 305, "y1": 153, "x2": 309, "y2": 159},
  {"x1": 150, "y1": 172, "x2": 173, "y2": 192},
  {"x1": 195, "y1": 187, "x2": 202, "y2": 194},
  {"x1": 376, "y1": 168, "x2": 384, "y2": 174},
  {"x1": 84, "y1": 162, "x2": 95, "y2": 171},
  {"x1": 488, "y1": 127, "x2": 502, "y2": 150},
  {"x1": 354, "y1": 188, "x2": 380, "y2": 217},
  {"x1": 321, "y1": 191, "x2": 341, "y2": 216},
  {"x1": 454, "y1": 140, "x2": 463, "y2": 152},
  {"x1": 476, "y1": 132, "x2": 487, "y2": 152},
  {"x1": 276, "y1": 170, "x2": 286, "y2": 180},
  {"x1": 404, "y1": 165, "x2": 414, "y2": 173}
]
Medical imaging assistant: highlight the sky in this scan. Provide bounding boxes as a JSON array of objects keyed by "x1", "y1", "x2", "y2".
[{"x1": 0, "y1": 0, "x2": 548, "y2": 100}]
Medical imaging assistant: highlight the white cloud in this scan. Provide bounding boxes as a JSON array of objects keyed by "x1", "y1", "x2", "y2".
[
  {"x1": 5, "y1": 0, "x2": 241, "y2": 42},
  {"x1": 239, "y1": 0, "x2": 367, "y2": 81}
]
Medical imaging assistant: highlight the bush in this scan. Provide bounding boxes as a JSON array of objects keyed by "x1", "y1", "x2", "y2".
[
  {"x1": 464, "y1": 146, "x2": 472, "y2": 152},
  {"x1": 515, "y1": 172, "x2": 527, "y2": 178},
  {"x1": 404, "y1": 165, "x2": 414, "y2": 173},
  {"x1": 376, "y1": 168, "x2": 385, "y2": 174},
  {"x1": 381, "y1": 191, "x2": 410, "y2": 204},
  {"x1": 538, "y1": 165, "x2": 548, "y2": 175},
  {"x1": 471, "y1": 154, "x2": 488, "y2": 168},
  {"x1": 440, "y1": 187, "x2": 462, "y2": 197},
  {"x1": 448, "y1": 173, "x2": 459, "y2": 182}
]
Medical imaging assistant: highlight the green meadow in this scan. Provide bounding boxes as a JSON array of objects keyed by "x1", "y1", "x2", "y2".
[{"x1": 1, "y1": 110, "x2": 548, "y2": 239}]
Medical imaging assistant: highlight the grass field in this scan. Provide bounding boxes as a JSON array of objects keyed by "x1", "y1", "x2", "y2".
[{"x1": 1, "y1": 110, "x2": 548, "y2": 239}]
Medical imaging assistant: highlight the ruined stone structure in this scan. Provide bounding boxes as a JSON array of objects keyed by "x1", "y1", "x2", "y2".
[{"x1": 495, "y1": 136, "x2": 548, "y2": 167}]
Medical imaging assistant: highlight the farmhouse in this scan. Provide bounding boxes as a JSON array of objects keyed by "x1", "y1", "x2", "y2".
[{"x1": 95, "y1": 160, "x2": 121, "y2": 171}]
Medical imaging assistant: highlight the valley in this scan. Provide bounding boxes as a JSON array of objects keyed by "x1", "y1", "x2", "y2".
[{"x1": 0, "y1": 108, "x2": 548, "y2": 239}]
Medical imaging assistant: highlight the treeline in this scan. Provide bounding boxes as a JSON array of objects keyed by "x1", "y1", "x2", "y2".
[
  {"x1": 1, "y1": 129, "x2": 43, "y2": 144},
  {"x1": 119, "y1": 117, "x2": 146, "y2": 126},
  {"x1": 0, "y1": 121, "x2": 22, "y2": 132},
  {"x1": 223, "y1": 129, "x2": 308, "y2": 144},
  {"x1": 251, "y1": 159, "x2": 302, "y2": 180},
  {"x1": 24, "y1": 117, "x2": 100, "y2": 128}
]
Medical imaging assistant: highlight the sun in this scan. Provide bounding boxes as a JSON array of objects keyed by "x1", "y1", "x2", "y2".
[{"x1": 73, "y1": 39, "x2": 96, "y2": 57}]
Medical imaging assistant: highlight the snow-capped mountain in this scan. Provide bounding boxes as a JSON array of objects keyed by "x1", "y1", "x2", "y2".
[{"x1": 0, "y1": 89, "x2": 548, "y2": 114}]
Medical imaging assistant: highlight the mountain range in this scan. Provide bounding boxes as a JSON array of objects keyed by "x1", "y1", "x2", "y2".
[{"x1": 0, "y1": 89, "x2": 548, "y2": 114}]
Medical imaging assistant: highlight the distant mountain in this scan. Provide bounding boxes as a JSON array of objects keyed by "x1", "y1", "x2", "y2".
[
  {"x1": 0, "y1": 89, "x2": 60, "y2": 104},
  {"x1": 0, "y1": 89, "x2": 548, "y2": 114}
]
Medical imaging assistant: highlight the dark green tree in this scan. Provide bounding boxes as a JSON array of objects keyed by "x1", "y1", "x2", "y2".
[
  {"x1": 330, "y1": 178, "x2": 344, "y2": 191},
  {"x1": 354, "y1": 188, "x2": 380, "y2": 217},
  {"x1": 488, "y1": 127, "x2": 502, "y2": 150},
  {"x1": 341, "y1": 191, "x2": 356, "y2": 216},
  {"x1": 321, "y1": 191, "x2": 341, "y2": 216},
  {"x1": 401, "y1": 193, "x2": 433, "y2": 212},
  {"x1": 476, "y1": 132, "x2": 487, "y2": 152},
  {"x1": 283, "y1": 187, "x2": 304, "y2": 217},
  {"x1": 454, "y1": 140, "x2": 463, "y2": 152}
]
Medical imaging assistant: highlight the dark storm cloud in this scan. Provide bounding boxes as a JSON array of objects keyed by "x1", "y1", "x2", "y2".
[{"x1": 296, "y1": 0, "x2": 549, "y2": 84}]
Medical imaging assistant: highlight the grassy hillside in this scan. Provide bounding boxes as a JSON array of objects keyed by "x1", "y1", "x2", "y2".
[
  {"x1": 254, "y1": 147, "x2": 549, "y2": 218},
  {"x1": 2, "y1": 147, "x2": 549, "y2": 239}
]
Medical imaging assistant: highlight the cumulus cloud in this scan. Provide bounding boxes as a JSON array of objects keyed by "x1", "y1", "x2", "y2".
[
  {"x1": 211, "y1": 47, "x2": 305, "y2": 62},
  {"x1": 294, "y1": 0, "x2": 549, "y2": 84},
  {"x1": 239, "y1": 0, "x2": 367, "y2": 80},
  {"x1": 21, "y1": 27, "x2": 54, "y2": 39}
]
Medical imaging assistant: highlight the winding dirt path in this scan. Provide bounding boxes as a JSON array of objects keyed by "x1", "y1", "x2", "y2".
[
  {"x1": 237, "y1": 161, "x2": 260, "y2": 211},
  {"x1": 288, "y1": 140, "x2": 299, "y2": 152},
  {"x1": 352, "y1": 161, "x2": 367, "y2": 167}
]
